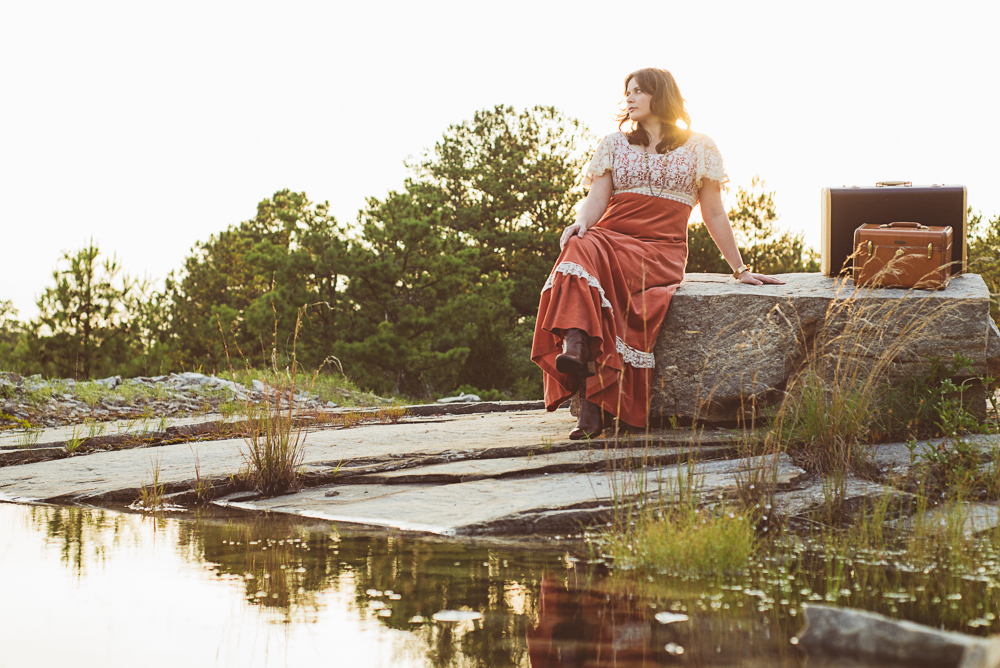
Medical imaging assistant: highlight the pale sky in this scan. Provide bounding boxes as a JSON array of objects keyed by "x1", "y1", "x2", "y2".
[{"x1": 2, "y1": 0, "x2": 998, "y2": 319}]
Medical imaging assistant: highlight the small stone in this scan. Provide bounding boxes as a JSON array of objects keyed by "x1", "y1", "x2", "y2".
[
  {"x1": 206, "y1": 375, "x2": 240, "y2": 393},
  {"x1": 93, "y1": 376, "x2": 122, "y2": 389},
  {"x1": 438, "y1": 393, "x2": 481, "y2": 404},
  {"x1": 1, "y1": 372, "x2": 24, "y2": 385},
  {"x1": 796, "y1": 604, "x2": 1000, "y2": 668},
  {"x1": 176, "y1": 372, "x2": 209, "y2": 385}
]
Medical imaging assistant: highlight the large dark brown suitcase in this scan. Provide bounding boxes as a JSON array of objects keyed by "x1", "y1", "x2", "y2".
[
  {"x1": 821, "y1": 182, "x2": 966, "y2": 277},
  {"x1": 853, "y1": 222, "x2": 953, "y2": 289}
]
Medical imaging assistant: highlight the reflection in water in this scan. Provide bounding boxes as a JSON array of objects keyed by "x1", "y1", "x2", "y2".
[
  {"x1": 529, "y1": 575, "x2": 625, "y2": 667},
  {"x1": 29, "y1": 505, "x2": 130, "y2": 576},
  {"x1": 18, "y1": 505, "x2": 565, "y2": 666},
  {"x1": 527, "y1": 573, "x2": 801, "y2": 667},
  {"x1": 8, "y1": 503, "x2": 1000, "y2": 667},
  {"x1": 178, "y1": 514, "x2": 340, "y2": 622},
  {"x1": 175, "y1": 514, "x2": 553, "y2": 663}
]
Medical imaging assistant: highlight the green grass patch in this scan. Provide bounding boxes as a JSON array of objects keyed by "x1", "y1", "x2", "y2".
[
  {"x1": 599, "y1": 504, "x2": 756, "y2": 574},
  {"x1": 874, "y1": 354, "x2": 996, "y2": 443},
  {"x1": 21, "y1": 378, "x2": 173, "y2": 408}
]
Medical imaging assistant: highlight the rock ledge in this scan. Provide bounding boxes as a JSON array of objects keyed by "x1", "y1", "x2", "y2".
[{"x1": 652, "y1": 273, "x2": 998, "y2": 422}]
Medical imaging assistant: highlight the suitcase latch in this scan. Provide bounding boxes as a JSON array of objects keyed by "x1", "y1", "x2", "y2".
[
  {"x1": 866, "y1": 240, "x2": 872, "y2": 255},
  {"x1": 927, "y1": 243, "x2": 933, "y2": 259}
]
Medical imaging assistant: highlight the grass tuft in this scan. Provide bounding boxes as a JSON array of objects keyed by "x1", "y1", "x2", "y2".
[
  {"x1": 375, "y1": 404, "x2": 407, "y2": 424},
  {"x1": 601, "y1": 503, "x2": 756, "y2": 574},
  {"x1": 138, "y1": 457, "x2": 165, "y2": 510},
  {"x1": 189, "y1": 445, "x2": 213, "y2": 504},
  {"x1": 15, "y1": 426, "x2": 42, "y2": 450},
  {"x1": 236, "y1": 395, "x2": 306, "y2": 496},
  {"x1": 596, "y1": 432, "x2": 757, "y2": 575},
  {"x1": 65, "y1": 425, "x2": 84, "y2": 453},
  {"x1": 222, "y1": 310, "x2": 312, "y2": 497}
]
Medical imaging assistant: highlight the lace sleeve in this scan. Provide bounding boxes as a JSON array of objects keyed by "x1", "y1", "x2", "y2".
[
  {"x1": 581, "y1": 134, "x2": 615, "y2": 189},
  {"x1": 694, "y1": 134, "x2": 729, "y2": 193}
]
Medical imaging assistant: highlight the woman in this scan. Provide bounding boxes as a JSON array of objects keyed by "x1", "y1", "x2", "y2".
[{"x1": 531, "y1": 68, "x2": 784, "y2": 440}]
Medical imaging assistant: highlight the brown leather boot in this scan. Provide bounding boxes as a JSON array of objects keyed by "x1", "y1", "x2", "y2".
[
  {"x1": 555, "y1": 328, "x2": 595, "y2": 391},
  {"x1": 569, "y1": 397, "x2": 603, "y2": 440}
]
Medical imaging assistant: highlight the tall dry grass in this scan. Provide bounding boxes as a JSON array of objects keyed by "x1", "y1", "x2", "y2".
[
  {"x1": 220, "y1": 308, "x2": 316, "y2": 496},
  {"x1": 767, "y1": 256, "x2": 968, "y2": 475}
]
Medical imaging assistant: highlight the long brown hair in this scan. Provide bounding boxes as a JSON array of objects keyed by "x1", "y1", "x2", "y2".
[{"x1": 617, "y1": 68, "x2": 692, "y2": 154}]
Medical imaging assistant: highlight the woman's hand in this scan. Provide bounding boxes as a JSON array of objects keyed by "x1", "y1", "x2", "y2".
[
  {"x1": 560, "y1": 222, "x2": 588, "y2": 250},
  {"x1": 560, "y1": 172, "x2": 612, "y2": 251},
  {"x1": 738, "y1": 271, "x2": 785, "y2": 286},
  {"x1": 699, "y1": 181, "x2": 785, "y2": 287}
]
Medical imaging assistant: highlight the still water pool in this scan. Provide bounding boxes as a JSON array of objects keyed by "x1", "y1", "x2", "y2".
[{"x1": 1, "y1": 502, "x2": 996, "y2": 667}]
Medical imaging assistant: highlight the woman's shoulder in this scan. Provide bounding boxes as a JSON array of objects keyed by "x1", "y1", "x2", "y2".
[
  {"x1": 683, "y1": 131, "x2": 719, "y2": 149},
  {"x1": 598, "y1": 131, "x2": 627, "y2": 146}
]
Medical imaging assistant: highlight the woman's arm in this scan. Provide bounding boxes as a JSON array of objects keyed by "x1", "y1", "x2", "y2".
[
  {"x1": 560, "y1": 172, "x2": 612, "y2": 250},
  {"x1": 699, "y1": 179, "x2": 784, "y2": 285}
]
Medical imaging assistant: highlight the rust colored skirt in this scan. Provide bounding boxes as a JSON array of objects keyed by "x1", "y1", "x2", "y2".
[{"x1": 531, "y1": 193, "x2": 690, "y2": 428}]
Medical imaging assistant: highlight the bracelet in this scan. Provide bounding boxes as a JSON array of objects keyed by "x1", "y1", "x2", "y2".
[{"x1": 732, "y1": 264, "x2": 751, "y2": 280}]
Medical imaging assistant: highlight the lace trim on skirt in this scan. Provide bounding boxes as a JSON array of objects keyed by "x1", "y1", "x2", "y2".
[
  {"x1": 541, "y1": 261, "x2": 613, "y2": 311},
  {"x1": 616, "y1": 337, "x2": 655, "y2": 369}
]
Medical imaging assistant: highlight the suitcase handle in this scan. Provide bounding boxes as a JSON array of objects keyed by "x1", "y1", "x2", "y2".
[
  {"x1": 878, "y1": 221, "x2": 928, "y2": 229},
  {"x1": 876, "y1": 181, "x2": 912, "y2": 187}
]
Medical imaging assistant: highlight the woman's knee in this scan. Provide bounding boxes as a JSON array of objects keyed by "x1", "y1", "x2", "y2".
[{"x1": 560, "y1": 233, "x2": 605, "y2": 264}]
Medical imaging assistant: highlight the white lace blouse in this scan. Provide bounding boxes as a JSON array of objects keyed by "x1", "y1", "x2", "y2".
[{"x1": 581, "y1": 131, "x2": 728, "y2": 207}]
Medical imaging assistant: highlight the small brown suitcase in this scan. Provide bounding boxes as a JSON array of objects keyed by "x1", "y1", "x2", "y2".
[
  {"x1": 852, "y1": 222, "x2": 953, "y2": 289},
  {"x1": 821, "y1": 182, "x2": 966, "y2": 277}
]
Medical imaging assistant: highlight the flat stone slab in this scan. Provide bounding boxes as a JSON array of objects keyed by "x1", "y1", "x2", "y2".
[
  {"x1": 335, "y1": 445, "x2": 734, "y2": 485},
  {"x1": 872, "y1": 434, "x2": 1000, "y2": 477},
  {"x1": 893, "y1": 502, "x2": 1000, "y2": 538},
  {"x1": 224, "y1": 454, "x2": 806, "y2": 535},
  {"x1": 773, "y1": 476, "x2": 908, "y2": 520},
  {"x1": 12, "y1": 397, "x2": 996, "y2": 539},
  {"x1": 0, "y1": 413, "x2": 228, "y2": 450},
  {"x1": 769, "y1": 435, "x2": 1000, "y2": 522},
  {"x1": 0, "y1": 411, "x2": 571, "y2": 503},
  {"x1": 0, "y1": 407, "x2": 744, "y2": 507},
  {"x1": 0, "y1": 438, "x2": 244, "y2": 504}
]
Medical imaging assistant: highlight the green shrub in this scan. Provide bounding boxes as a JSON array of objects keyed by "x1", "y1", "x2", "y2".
[{"x1": 874, "y1": 354, "x2": 993, "y2": 442}]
